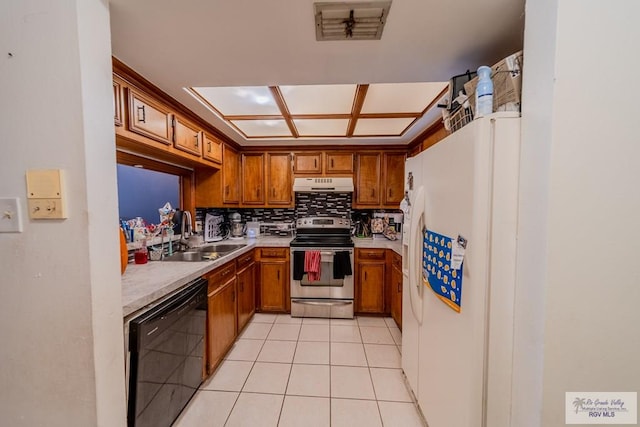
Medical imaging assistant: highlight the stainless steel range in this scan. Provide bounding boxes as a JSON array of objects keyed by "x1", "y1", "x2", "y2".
[{"x1": 290, "y1": 216, "x2": 355, "y2": 319}]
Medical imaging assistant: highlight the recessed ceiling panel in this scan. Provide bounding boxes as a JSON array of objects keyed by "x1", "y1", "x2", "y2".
[
  {"x1": 280, "y1": 84, "x2": 356, "y2": 114},
  {"x1": 192, "y1": 86, "x2": 280, "y2": 115},
  {"x1": 361, "y1": 82, "x2": 449, "y2": 114},
  {"x1": 230, "y1": 120, "x2": 291, "y2": 137},
  {"x1": 293, "y1": 119, "x2": 349, "y2": 136},
  {"x1": 353, "y1": 117, "x2": 415, "y2": 136}
]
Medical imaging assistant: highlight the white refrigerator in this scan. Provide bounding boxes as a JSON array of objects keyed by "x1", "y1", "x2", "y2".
[{"x1": 401, "y1": 113, "x2": 520, "y2": 427}]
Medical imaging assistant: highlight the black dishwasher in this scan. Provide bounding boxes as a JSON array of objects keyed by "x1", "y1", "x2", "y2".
[{"x1": 127, "y1": 278, "x2": 207, "y2": 427}]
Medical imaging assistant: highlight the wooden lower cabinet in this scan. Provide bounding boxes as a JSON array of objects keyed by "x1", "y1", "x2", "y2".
[
  {"x1": 256, "y1": 247, "x2": 290, "y2": 312},
  {"x1": 236, "y1": 251, "x2": 256, "y2": 332},
  {"x1": 206, "y1": 276, "x2": 237, "y2": 374},
  {"x1": 355, "y1": 248, "x2": 386, "y2": 314},
  {"x1": 389, "y1": 251, "x2": 403, "y2": 330}
]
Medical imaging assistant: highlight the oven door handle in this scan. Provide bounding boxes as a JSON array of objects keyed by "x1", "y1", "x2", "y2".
[{"x1": 291, "y1": 299, "x2": 352, "y2": 306}]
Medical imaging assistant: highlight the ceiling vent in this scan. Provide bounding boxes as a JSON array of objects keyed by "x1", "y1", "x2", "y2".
[{"x1": 314, "y1": 1, "x2": 392, "y2": 41}]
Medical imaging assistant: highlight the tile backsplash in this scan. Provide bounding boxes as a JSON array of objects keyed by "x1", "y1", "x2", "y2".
[{"x1": 295, "y1": 192, "x2": 352, "y2": 218}]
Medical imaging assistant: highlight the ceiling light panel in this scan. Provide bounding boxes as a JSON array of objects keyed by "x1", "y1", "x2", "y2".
[
  {"x1": 353, "y1": 117, "x2": 415, "y2": 136},
  {"x1": 280, "y1": 84, "x2": 356, "y2": 115},
  {"x1": 293, "y1": 118, "x2": 350, "y2": 136},
  {"x1": 192, "y1": 86, "x2": 280, "y2": 116},
  {"x1": 361, "y1": 82, "x2": 449, "y2": 114},
  {"x1": 231, "y1": 120, "x2": 292, "y2": 137}
]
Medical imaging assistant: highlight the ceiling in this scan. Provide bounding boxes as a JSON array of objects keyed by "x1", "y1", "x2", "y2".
[{"x1": 109, "y1": 0, "x2": 525, "y2": 147}]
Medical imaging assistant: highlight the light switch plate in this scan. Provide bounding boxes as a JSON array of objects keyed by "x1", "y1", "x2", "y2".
[{"x1": 0, "y1": 197, "x2": 23, "y2": 233}]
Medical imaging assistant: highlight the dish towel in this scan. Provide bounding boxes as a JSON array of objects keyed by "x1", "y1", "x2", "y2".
[
  {"x1": 304, "y1": 250, "x2": 321, "y2": 282},
  {"x1": 292, "y1": 251, "x2": 305, "y2": 281},
  {"x1": 333, "y1": 251, "x2": 353, "y2": 279}
]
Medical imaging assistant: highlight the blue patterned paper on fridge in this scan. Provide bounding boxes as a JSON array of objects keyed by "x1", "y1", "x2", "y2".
[{"x1": 422, "y1": 229, "x2": 463, "y2": 313}]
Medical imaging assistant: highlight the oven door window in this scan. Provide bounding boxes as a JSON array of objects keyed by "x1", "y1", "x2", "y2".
[{"x1": 300, "y1": 255, "x2": 344, "y2": 287}]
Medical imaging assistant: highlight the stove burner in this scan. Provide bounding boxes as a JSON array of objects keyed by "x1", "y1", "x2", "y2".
[{"x1": 290, "y1": 235, "x2": 354, "y2": 248}]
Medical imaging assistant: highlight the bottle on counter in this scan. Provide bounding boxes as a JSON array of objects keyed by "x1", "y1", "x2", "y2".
[
  {"x1": 475, "y1": 65, "x2": 494, "y2": 118},
  {"x1": 134, "y1": 239, "x2": 148, "y2": 264}
]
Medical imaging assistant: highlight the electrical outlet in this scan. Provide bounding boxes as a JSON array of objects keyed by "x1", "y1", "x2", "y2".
[
  {"x1": 28, "y1": 198, "x2": 66, "y2": 219},
  {"x1": 0, "y1": 197, "x2": 24, "y2": 232}
]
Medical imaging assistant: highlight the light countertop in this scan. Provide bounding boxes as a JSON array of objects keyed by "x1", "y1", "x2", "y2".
[{"x1": 122, "y1": 235, "x2": 401, "y2": 319}]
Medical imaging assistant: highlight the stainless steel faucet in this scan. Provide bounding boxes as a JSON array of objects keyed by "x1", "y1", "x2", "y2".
[{"x1": 179, "y1": 210, "x2": 192, "y2": 251}]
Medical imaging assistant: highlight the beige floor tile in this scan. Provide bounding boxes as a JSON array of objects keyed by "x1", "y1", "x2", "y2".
[
  {"x1": 360, "y1": 326, "x2": 395, "y2": 344},
  {"x1": 331, "y1": 342, "x2": 367, "y2": 367},
  {"x1": 330, "y1": 366, "x2": 376, "y2": 399},
  {"x1": 370, "y1": 368, "x2": 413, "y2": 402},
  {"x1": 286, "y1": 364, "x2": 330, "y2": 397},
  {"x1": 225, "y1": 392, "x2": 283, "y2": 427},
  {"x1": 250, "y1": 313, "x2": 279, "y2": 324},
  {"x1": 225, "y1": 339, "x2": 264, "y2": 362},
  {"x1": 293, "y1": 341, "x2": 330, "y2": 365},
  {"x1": 330, "y1": 317, "x2": 358, "y2": 326},
  {"x1": 389, "y1": 326, "x2": 402, "y2": 345},
  {"x1": 330, "y1": 325, "x2": 362, "y2": 343},
  {"x1": 173, "y1": 390, "x2": 238, "y2": 427},
  {"x1": 378, "y1": 401, "x2": 426, "y2": 426},
  {"x1": 302, "y1": 317, "x2": 330, "y2": 325},
  {"x1": 201, "y1": 360, "x2": 253, "y2": 392},
  {"x1": 239, "y1": 321, "x2": 272, "y2": 339},
  {"x1": 267, "y1": 323, "x2": 301, "y2": 341},
  {"x1": 364, "y1": 344, "x2": 401, "y2": 368},
  {"x1": 242, "y1": 362, "x2": 292, "y2": 394},
  {"x1": 299, "y1": 324, "x2": 330, "y2": 342},
  {"x1": 279, "y1": 396, "x2": 330, "y2": 427},
  {"x1": 275, "y1": 314, "x2": 302, "y2": 324},
  {"x1": 331, "y1": 398, "x2": 382, "y2": 427},
  {"x1": 256, "y1": 340, "x2": 297, "y2": 363},
  {"x1": 357, "y1": 316, "x2": 388, "y2": 327}
]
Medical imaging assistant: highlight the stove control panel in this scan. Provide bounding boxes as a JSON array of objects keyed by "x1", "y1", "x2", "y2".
[{"x1": 296, "y1": 216, "x2": 351, "y2": 229}]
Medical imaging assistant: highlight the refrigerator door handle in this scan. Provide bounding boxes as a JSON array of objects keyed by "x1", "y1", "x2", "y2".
[{"x1": 408, "y1": 185, "x2": 425, "y2": 323}]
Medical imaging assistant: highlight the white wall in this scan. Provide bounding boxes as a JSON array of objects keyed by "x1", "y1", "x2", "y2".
[
  {"x1": 0, "y1": 1, "x2": 126, "y2": 425},
  {"x1": 516, "y1": 0, "x2": 640, "y2": 426}
]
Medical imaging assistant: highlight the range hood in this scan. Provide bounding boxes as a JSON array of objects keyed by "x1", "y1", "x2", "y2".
[{"x1": 293, "y1": 177, "x2": 354, "y2": 192}]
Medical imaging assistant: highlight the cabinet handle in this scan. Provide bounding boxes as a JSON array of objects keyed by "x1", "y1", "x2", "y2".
[
  {"x1": 256, "y1": 188, "x2": 260, "y2": 198},
  {"x1": 194, "y1": 134, "x2": 199, "y2": 148},
  {"x1": 136, "y1": 105, "x2": 146, "y2": 123},
  {"x1": 371, "y1": 189, "x2": 375, "y2": 197},
  {"x1": 225, "y1": 185, "x2": 229, "y2": 196},
  {"x1": 207, "y1": 140, "x2": 211, "y2": 153},
  {"x1": 398, "y1": 281, "x2": 401, "y2": 293},
  {"x1": 364, "y1": 272, "x2": 368, "y2": 281},
  {"x1": 388, "y1": 188, "x2": 392, "y2": 198},
  {"x1": 272, "y1": 188, "x2": 275, "y2": 197},
  {"x1": 331, "y1": 158, "x2": 334, "y2": 168},
  {"x1": 314, "y1": 159, "x2": 317, "y2": 168},
  {"x1": 277, "y1": 270, "x2": 280, "y2": 280}
]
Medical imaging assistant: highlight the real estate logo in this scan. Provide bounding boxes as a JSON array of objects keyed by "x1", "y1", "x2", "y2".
[{"x1": 566, "y1": 392, "x2": 637, "y2": 424}]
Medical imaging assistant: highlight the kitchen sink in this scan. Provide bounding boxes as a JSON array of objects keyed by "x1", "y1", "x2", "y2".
[{"x1": 162, "y1": 243, "x2": 247, "y2": 262}]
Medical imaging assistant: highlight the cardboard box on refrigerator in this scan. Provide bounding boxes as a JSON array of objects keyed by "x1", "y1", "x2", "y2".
[{"x1": 464, "y1": 50, "x2": 523, "y2": 114}]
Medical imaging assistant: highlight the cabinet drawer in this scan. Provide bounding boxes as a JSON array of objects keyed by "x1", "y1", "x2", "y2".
[
  {"x1": 259, "y1": 247, "x2": 288, "y2": 259},
  {"x1": 206, "y1": 261, "x2": 236, "y2": 290},
  {"x1": 236, "y1": 249, "x2": 255, "y2": 270},
  {"x1": 173, "y1": 117, "x2": 202, "y2": 157},
  {"x1": 357, "y1": 249, "x2": 386, "y2": 260}
]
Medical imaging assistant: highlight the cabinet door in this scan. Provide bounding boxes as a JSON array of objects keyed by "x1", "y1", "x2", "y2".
[
  {"x1": 173, "y1": 117, "x2": 202, "y2": 157},
  {"x1": 356, "y1": 262, "x2": 385, "y2": 313},
  {"x1": 259, "y1": 261, "x2": 287, "y2": 312},
  {"x1": 127, "y1": 87, "x2": 173, "y2": 145},
  {"x1": 242, "y1": 153, "x2": 265, "y2": 205},
  {"x1": 113, "y1": 80, "x2": 123, "y2": 127},
  {"x1": 355, "y1": 153, "x2": 381, "y2": 206},
  {"x1": 391, "y1": 265, "x2": 402, "y2": 330},
  {"x1": 267, "y1": 152, "x2": 292, "y2": 205},
  {"x1": 293, "y1": 152, "x2": 322, "y2": 174},
  {"x1": 207, "y1": 278, "x2": 237, "y2": 373},
  {"x1": 325, "y1": 152, "x2": 354, "y2": 174},
  {"x1": 222, "y1": 145, "x2": 240, "y2": 204},
  {"x1": 202, "y1": 133, "x2": 222, "y2": 164},
  {"x1": 382, "y1": 153, "x2": 405, "y2": 206},
  {"x1": 237, "y1": 264, "x2": 256, "y2": 332}
]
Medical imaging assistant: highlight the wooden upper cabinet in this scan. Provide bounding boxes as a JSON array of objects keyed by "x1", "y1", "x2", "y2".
[
  {"x1": 202, "y1": 133, "x2": 222, "y2": 164},
  {"x1": 126, "y1": 87, "x2": 173, "y2": 145},
  {"x1": 222, "y1": 145, "x2": 240, "y2": 204},
  {"x1": 241, "y1": 153, "x2": 265, "y2": 205},
  {"x1": 382, "y1": 153, "x2": 405, "y2": 207},
  {"x1": 355, "y1": 152, "x2": 381, "y2": 206},
  {"x1": 113, "y1": 80, "x2": 123, "y2": 127},
  {"x1": 293, "y1": 152, "x2": 322, "y2": 174},
  {"x1": 173, "y1": 117, "x2": 202, "y2": 157},
  {"x1": 325, "y1": 152, "x2": 354, "y2": 174},
  {"x1": 267, "y1": 152, "x2": 292, "y2": 205}
]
